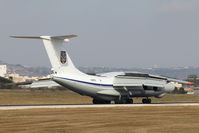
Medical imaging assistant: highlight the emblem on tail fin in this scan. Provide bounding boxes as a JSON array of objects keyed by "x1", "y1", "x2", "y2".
[{"x1": 60, "y1": 51, "x2": 67, "y2": 64}]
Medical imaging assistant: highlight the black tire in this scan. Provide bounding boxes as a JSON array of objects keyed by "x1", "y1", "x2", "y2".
[
  {"x1": 92, "y1": 99, "x2": 111, "y2": 104},
  {"x1": 147, "y1": 99, "x2": 151, "y2": 104},
  {"x1": 142, "y1": 98, "x2": 151, "y2": 104},
  {"x1": 115, "y1": 98, "x2": 133, "y2": 104},
  {"x1": 142, "y1": 99, "x2": 146, "y2": 104},
  {"x1": 126, "y1": 99, "x2": 133, "y2": 104}
]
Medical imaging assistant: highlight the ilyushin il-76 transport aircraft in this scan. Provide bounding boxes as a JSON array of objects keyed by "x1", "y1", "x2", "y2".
[{"x1": 11, "y1": 35, "x2": 192, "y2": 104}]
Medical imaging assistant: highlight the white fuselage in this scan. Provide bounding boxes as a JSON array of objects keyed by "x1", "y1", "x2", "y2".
[{"x1": 52, "y1": 71, "x2": 174, "y2": 101}]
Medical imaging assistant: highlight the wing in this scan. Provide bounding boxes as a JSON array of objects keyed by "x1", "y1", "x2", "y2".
[{"x1": 166, "y1": 77, "x2": 194, "y2": 85}]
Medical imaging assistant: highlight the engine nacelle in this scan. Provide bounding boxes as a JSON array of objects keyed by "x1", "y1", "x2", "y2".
[
  {"x1": 153, "y1": 86, "x2": 163, "y2": 91},
  {"x1": 143, "y1": 85, "x2": 163, "y2": 91},
  {"x1": 163, "y1": 83, "x2": 175, "y2": 92}
]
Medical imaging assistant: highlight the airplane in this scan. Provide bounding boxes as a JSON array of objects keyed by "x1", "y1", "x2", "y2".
[{"x1": 11, "y1": 35, "x2": 192, "y2": 104}]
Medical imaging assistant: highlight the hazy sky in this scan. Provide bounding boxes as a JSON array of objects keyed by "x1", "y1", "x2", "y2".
[{"x1": 0, "y1": 0, "x2": 199, "y2": 68}]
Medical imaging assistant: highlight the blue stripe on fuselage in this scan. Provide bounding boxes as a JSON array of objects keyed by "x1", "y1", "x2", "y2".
[{"x1": 54, "y1": 76, "x2": 113, "y2": 87}]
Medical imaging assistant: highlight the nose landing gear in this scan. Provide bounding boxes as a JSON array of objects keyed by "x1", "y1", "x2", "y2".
[{"x1": 142, "y1": 98, "x2": 151, "y2": 104}]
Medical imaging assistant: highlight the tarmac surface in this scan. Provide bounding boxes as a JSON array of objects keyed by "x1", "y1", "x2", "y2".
[{"x1": 1, "y1": 103, "x2": 199, "y2": 110}]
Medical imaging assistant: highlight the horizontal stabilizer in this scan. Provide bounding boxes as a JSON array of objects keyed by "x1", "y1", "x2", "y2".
[
  {"x1": 29, "y1": 79, "x2": 61, "y2": 88},
  {"x1": 10, "y1": 34, "x2": 77, "y2": 40}
]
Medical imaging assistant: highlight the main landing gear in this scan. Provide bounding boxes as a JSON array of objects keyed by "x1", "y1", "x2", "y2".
[
  {"x1": 92, "y1": 98, "x2": 151, "y2": 104},
  {"x1": 115, "y1": 98, "x2": 133, "y2": 104},
  {"x1": 142, "y1": 98, "x2": 151, "y2": 104},
  {"x1": 92, "y1": 99, "x2": 111, "y2": 104}
]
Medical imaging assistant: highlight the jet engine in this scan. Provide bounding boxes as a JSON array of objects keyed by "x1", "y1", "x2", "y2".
[{"x1": 163, "y1": 83, "x2": 175, "y2": 92}]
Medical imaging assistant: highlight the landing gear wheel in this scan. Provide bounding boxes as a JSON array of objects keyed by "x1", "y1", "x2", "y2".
[
  {"x1": 142, "y1": 98, "x2": 151, "y2": 104},
  {"x1": 126, "y1": 99, "x2": 133, "y2": 104},
  {"x1": 92, "y1": 99, "x2": 111, "y2": 104},
  {"x1": 115, "y1": 98, "x2": 133, "y2": 104}
]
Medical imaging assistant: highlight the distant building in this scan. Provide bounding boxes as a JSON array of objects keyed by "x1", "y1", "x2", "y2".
[
  {"x1": 7, "y1": 73, "x2": 30, "y2": 82},
  {"x1": 194, "y1": 87, "x2": 199, "y2": 94},
  {"x1": 0, "y1": 65, "x2": 7, "y2": 77},
  {"x1": 171, "y1": 81, "x2": 194, "y2": 94},
  {"x1": 6, "y1": 73, "x2": 48, "y2": 83},
  {"x1": 182, "y1": 83, "x2": 194, "y2": 94}
]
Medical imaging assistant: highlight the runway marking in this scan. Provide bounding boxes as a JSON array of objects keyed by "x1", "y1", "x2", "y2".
[{"x1": 1, "y1": 103, "x2": 199, "y2": 110}]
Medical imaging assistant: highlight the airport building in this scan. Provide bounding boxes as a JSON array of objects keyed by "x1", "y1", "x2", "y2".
[
  {"x1": 6, "y1": 73, "x2": 46, "y2": 83},
  {"x1": 0, "y1": 65, "x2": 7, "y2": 77}
]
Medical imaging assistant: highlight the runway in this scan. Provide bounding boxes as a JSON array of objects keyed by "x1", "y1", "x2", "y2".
[{"x1": 1, "y1": 103, "x2": 199, "y2": 110}]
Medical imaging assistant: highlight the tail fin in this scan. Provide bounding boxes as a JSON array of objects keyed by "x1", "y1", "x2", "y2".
[{"x1": 11, "y1": 35, "x2": 81, "y2": 74}]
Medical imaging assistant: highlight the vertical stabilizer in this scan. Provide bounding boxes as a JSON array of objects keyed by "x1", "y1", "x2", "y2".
[{"x1": 11, "y1": 35, "x2": 81, "y2": 74}]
